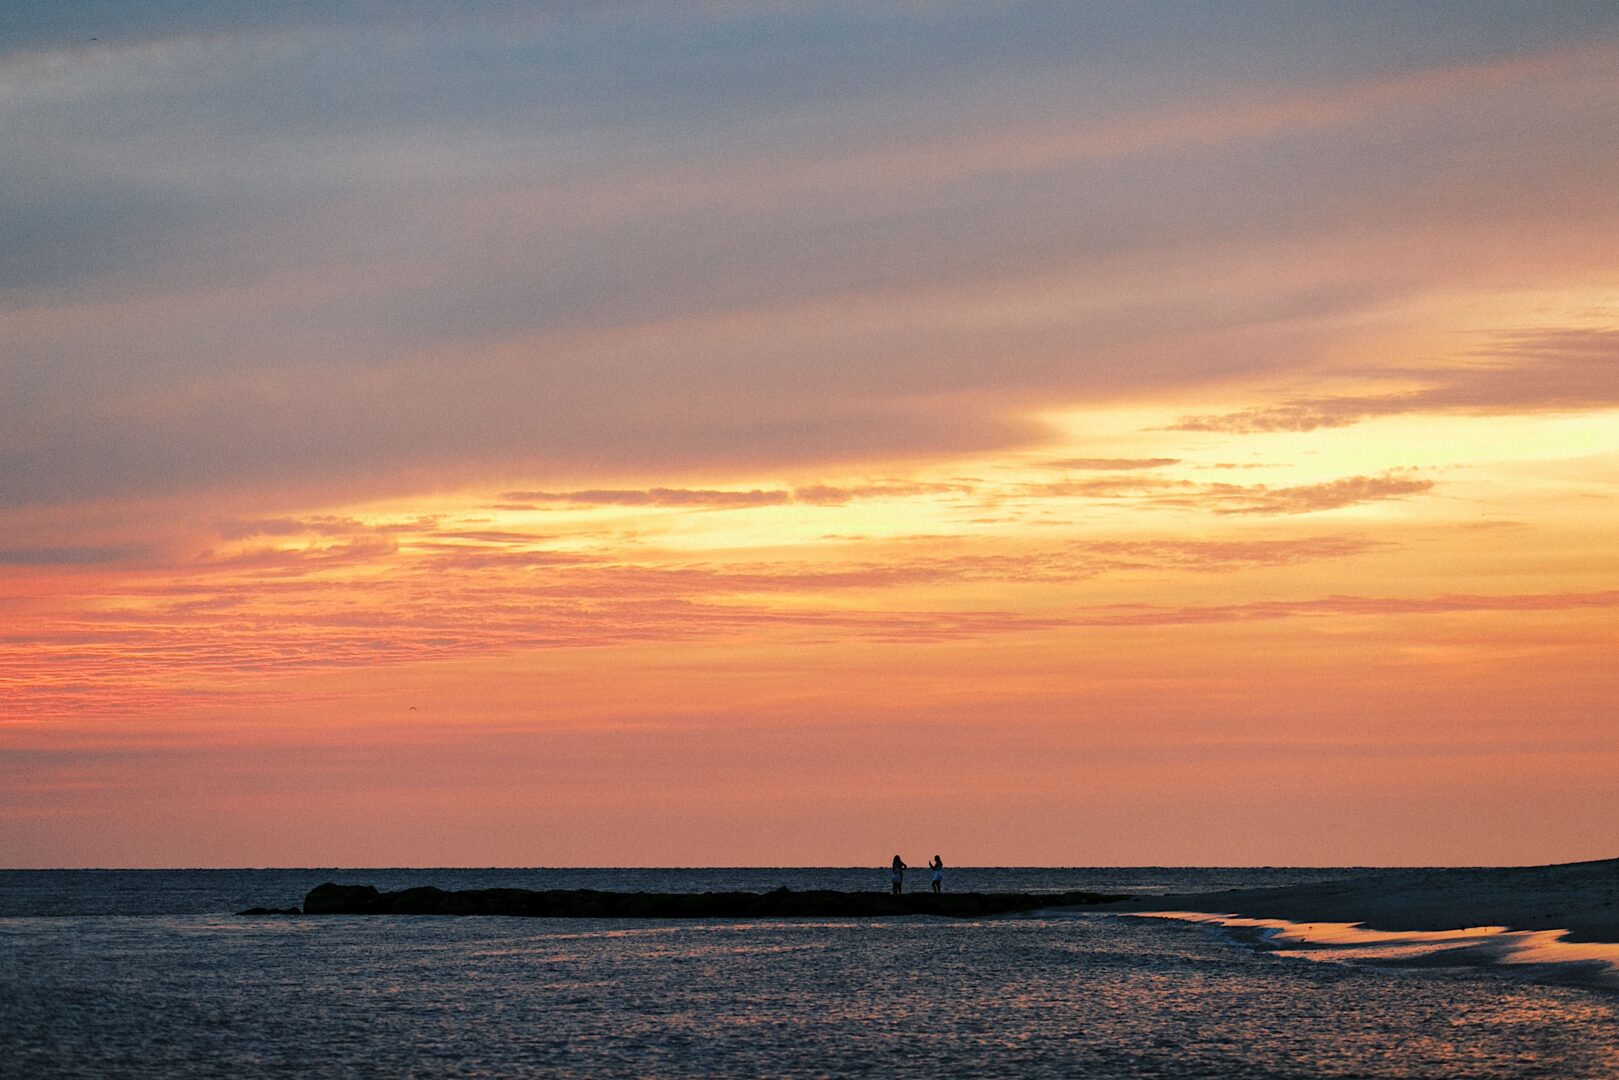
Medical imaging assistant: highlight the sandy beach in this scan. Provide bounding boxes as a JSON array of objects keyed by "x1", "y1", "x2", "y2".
[{"x1": 1097, "y1": 858, "x2": 1619, "y2": 943}]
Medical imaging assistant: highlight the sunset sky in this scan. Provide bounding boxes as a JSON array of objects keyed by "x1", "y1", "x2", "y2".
[{"x1": 3, "y1": 2, "x2": 1617, "y2": 868}]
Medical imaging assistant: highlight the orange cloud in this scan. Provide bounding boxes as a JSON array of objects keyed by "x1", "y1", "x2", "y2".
[
  {"x1": 1012, "y1": 472, "x2": 1433, "y2": 515},
  {"x1": 1200, "y1": 473, "x2": 1434, "y2": 516},
  {"x1": 1041, "y1": 458, "x2": 1182, "y2": 471},
  {"x1": 791, "y1": 482, "x2": 975, "y2": 505},
  {"x1": 500, "y1": 488, "x2": 793, "y2": 509},
  {"x1": 0, "y1": 520, "x2": 1399, "y2": 725},
  {"x1": 1070, "y1": 590, "x2": 1619, "y2": 626},
  {"x1": 499, "y1": 484, "x2": 977, "y2": 509}
]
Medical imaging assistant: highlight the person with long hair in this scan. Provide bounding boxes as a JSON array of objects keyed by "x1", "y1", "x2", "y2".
[
  {"x1": 929, "y1": 855, "x2": 944, "y2": 894},
  {"x1": 889, "y1": 855, "x2": 907, "y2": 895}
]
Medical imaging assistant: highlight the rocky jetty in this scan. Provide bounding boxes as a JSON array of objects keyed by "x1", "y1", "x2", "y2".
[{"x1": 301, "y1": 883, "x2": 1126, "y2": 919}]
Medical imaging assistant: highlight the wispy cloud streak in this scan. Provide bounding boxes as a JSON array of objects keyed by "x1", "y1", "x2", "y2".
[
  {"x1": 1172, "y1": 329, "x2": 1619, "y2": 433},
  {"x1": 1072, "y1": 591, "x2": 1619, "y2": 626},
  {"x1": 0, "y1": 522, "x2": 1393, "y2": 721}
]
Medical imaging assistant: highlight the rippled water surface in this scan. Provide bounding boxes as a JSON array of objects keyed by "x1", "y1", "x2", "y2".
[{"x1": 4, "y1": 870, "x2": 1617, "y2": 1078}]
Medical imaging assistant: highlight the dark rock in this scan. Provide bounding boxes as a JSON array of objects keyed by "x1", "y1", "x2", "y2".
[
  {"x1": 301, "y1": 883, "x2": 1128, "y2": 919},
  {"x1": 303, "y1": 882, "x2": 382, "y2": 914}
]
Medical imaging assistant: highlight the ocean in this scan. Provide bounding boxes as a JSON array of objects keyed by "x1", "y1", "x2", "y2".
[{"x1": 3, "y1": 868, "x2": 1616, "y2": 1078}]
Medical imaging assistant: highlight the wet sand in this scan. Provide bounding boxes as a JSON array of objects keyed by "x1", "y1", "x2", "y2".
[{"x1": 1094, "y1": 858, "x2": 1619, "y2": 943}]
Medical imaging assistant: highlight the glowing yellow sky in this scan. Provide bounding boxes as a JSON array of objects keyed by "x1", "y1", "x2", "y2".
[{"x1": 2, "y1": 6, "x2": 1617, "y2": 866}]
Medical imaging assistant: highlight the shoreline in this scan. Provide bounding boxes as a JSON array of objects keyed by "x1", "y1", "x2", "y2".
[
  {"x1": 1090, "y1": 857, "x2": 1619, "y2": 943},
  {"x1": 1121, "y1": 911, "x2": 1619, "y2": 993}
]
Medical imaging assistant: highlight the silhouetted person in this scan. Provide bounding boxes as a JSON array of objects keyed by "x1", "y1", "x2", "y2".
[
  {"x1": 930, "y1": 855, "x2": 944, "y2": 894},
  {"x1": 890, "y1": 855, "x2": 907, "y2": 895}
]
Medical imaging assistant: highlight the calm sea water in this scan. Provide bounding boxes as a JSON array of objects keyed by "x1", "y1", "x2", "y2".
[{"x1": 3, "y1": 869, "x2": 1616, "y2": 1078}]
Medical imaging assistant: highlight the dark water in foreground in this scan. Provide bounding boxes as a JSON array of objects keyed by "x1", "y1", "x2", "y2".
[{"x1": 3, "y1": 869, "x2": 1616, "y2": 1078}]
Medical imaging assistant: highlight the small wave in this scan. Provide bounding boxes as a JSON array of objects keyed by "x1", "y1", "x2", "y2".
[{"x1": 1132, "y1": 911, "x2": 1619, "y2": 991}]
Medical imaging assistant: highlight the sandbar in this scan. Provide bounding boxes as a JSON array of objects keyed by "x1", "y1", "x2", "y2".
[{"x1": 1095, "y1": 858, "x2": 1619, "y2": 943}]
